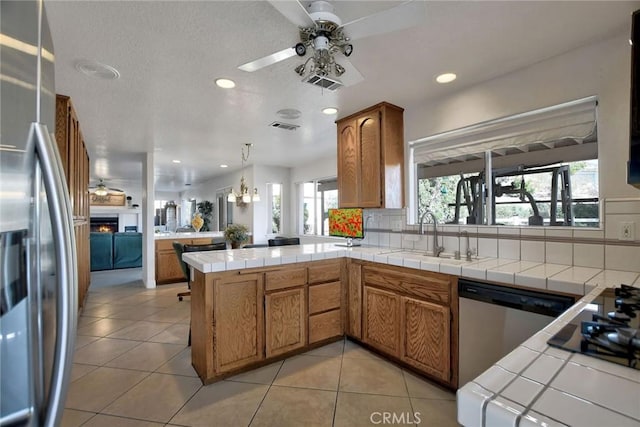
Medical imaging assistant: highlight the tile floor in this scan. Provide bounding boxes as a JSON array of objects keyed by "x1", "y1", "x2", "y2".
[{"x1": 62, "y1": 272, "x2": 458, "y2": 426}]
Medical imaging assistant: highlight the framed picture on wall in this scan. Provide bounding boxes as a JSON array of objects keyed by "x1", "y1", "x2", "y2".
[{"x1": 90, "y1": 193, "x2": 126, "y2": 206}]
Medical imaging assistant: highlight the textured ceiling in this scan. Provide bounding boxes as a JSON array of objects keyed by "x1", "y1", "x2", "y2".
[{"x1": 45, "y1": 1, "x2": 639, "y2": 192}]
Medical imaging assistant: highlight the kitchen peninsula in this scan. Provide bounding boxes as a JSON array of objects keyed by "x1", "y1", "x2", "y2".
[{"x1": 183, "y1": 243, "x2": 640, "y2": 426}]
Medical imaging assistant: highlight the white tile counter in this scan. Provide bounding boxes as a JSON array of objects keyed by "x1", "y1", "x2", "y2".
[
  {"x1": 182, "y1": 243, "x2": 640, "y2": 427},
  {"x1": 154, "y1": 231, "x2": 225, "y2": 240}
]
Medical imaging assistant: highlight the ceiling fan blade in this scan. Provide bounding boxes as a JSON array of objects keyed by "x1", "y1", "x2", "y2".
[
  {"x1": 336, "y1": 57, "x2": 364, "y2": 87},
  {"x1": 268, "y1": 0, "x2": 316, "y2": 28},
  {"x1": 340, "y1": 0, "x2": 426, "y2": 41},
  {"x1": 238, "y1": 47, "x2": 297, "y2": 72}
]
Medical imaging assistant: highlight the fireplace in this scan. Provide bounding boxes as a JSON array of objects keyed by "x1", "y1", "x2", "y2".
[{"x1": 90, "y1": 216, "x2": 119, "y2": 233}]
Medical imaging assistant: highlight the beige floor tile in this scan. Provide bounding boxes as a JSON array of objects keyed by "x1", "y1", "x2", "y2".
[
  {"x1": 141, "y1": 296, "x2": 184, "y2": 308},
  {"x1": 76, "y1": 318, "x2": 136, "y2": 337},
  {"x1": 403, "y1": 371, "x2": 456, "y2": 400},
  {"x1": 304, "y1": 339, "x2": 344, "y2": 357},
  {"x1": 156, "y1": 348, "x2": 198, "y2": 377},
  {"x1": 106, "y1": 321, "x2": 173, "y2": 341},
  {"x1": 226, "y1": 360, "x2": 283, "y2": 385},
  {"x1": 148, "y1": 323, "x2": 190, "y2": 345},
  {"x1": 77, "y1": 316, "x2": 103, "y2": 328},
  {"x1": 70, "y1": 363, "x2": 99, "y2": 382},
  {"x1": 74, "y1": 338, "x2": 140, "y2": 365},
  {"x1": 102, "y1": 373, "x2": 202, "y2": 423},
  {"x1": 65, "y1": 367, "x2": 149, "y2": 412},
  {"x1": 107, "y1": 305, "x2": 165, "y2": 320},
  {"x1": 340, "y1": 357, "x2": 408, "y2": 396},
  {"x1": 81, "y1": 303, "x2": 126, "y2": 318},
  {"x1": 144, "y1": 308, "x2": 189, "y2": 323},
  {"x1": 170, "y1": 380, "x2": 269, "y2": 426},
  {"x1": 410, "y1": 398, "x2": 459, "y2": 427},
  {"x1": 273, "y1": 355, "x2": 341, "y2": 391},
  {"x1": 250, "y1": 386, "x2": 336, "y2": 427},
  {"x1": 116, "y1": 294, "x2": 158, "y2": 306},
  {"x1": 60, "y1": 409, "x2": 95, "y2": 427},
  {"x1": 105, "y1": 342, "x2": 185, "y2": 371},
  {"x1": 334, "y1": 392, "x2": 415, "y2": 427},
  {"x1": 343, "y1": 340, "x2": 385, "y2": 361},
  {"x1": 82, "y1": 414, "x2": 164, "y2": 427},
  {"x1": 74, "y1": 335, "x2": 100, "y2": 350}
]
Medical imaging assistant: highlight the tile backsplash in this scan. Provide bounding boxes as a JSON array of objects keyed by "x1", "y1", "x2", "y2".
[{"x1": 360, "y1": 198, "x2": 640, "y2": 273}]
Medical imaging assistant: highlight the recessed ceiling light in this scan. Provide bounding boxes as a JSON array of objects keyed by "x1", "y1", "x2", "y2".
[
  {"x1": 172, "y1": 159, "x2": 181, "y2": 164},
  {"x1": 436, "y1": 73, "x2": 457, "y2": 84},
  {"x1": 277, "y1": 108, "x2": 302, "y2": 120},
  {"x1": 322, "y1": 107, "x2": 338, "y2": 115},
  {"x1": 220, "y1": 164, "x2": 228, "y2": 168},
  {"x1": 215, "y1": 78, "x2": 236, "y2": 89},
  {"x1": 75, "y1": 59, "x2": 120, "y2": 80}
]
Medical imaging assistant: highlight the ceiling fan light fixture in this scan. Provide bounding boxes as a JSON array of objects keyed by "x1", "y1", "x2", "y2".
[
  {"x1": 342, "y1": 44, "x2": 353, "y2": 57},
  {"x1": 436, "y1": 73, "x2": 457, "y2": 84},
  {"x1": 94, "y1": 185, "x2": 108, "y2": 197},
  {"x1": 334, "y1": 63, "x2": 345, "y2": 76},
  {"x1": 215, "y1": 78, "x2": 236, "y2": 89}
]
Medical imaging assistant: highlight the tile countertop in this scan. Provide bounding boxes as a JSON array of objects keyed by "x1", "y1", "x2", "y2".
[
  {"x1": 182, "y1": 243, "x2": 640, "y2": 427},
  {"x1": 154, "y1": 231, "x2": 225, "y2": 240}
]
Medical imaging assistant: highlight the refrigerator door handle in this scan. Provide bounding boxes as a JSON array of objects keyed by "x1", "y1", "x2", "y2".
[{"x1": 32, "y1": 123, "x2": 77, "y2": 427}]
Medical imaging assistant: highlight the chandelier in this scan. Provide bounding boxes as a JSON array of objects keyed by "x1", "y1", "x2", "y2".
[{"x1": 227, "y1": 143, "x2": 260, "y2": 206}]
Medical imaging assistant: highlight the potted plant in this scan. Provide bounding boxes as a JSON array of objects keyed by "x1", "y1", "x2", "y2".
[{"x1": 224, "y1": 223, "x2": 249, "y2": 249}]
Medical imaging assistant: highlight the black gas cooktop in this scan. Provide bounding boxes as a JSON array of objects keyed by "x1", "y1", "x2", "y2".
[{"x1": 547, "y1": 284, "x2": 639, "y2": 370}]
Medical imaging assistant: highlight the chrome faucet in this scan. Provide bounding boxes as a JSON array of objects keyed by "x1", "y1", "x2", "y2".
[
  {"x1": 419, "y1": 211, "x2": 444, "y2": 257},
  {"x1": 460, "y1": 230, "x2": 474, "y2": 261}
]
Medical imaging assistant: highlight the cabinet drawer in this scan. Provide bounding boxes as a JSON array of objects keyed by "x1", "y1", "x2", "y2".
[
  {"x1": 309, "y1": 281, "x2": 341, "y2": 314},
  {"x1": 309, "y1": 309, "x2": 342, "y2": 343},
  {"x1": 308, "y1": 259, "x2": 341, "y2": 284},
  {"x1": 265, "y1": 267, "x2": 307, "y2": 291},
  {"x1": 191, "y1": 237, "x2": 214, "y2": 245},
  {"x1": 156, "y1": 239, "x2": 178, "y2": 251},
  {"x1": 363, "y1": 265, "x2": 451, "y2": 305}
]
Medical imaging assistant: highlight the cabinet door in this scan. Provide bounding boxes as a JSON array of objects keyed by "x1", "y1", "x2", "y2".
[
  {"x1": 337, "y1": 119, "x2": 360, "y2": 207},
  {"x1": 156, "y1": 250, "x2": 185, "y2": 284},
  {"x1": 214, "y1": 274, "x2": 264, "y2": 373},
  {"x1": 265, "y1": 287, "x2": 307, "y2": 358},
  {"x1": 358, "y1": 112, "x2": 382, "y2": 208},
  {"x1": 401, "y1": 296, "x2": 450, "y2": 382},
  {"x1": 363, "y1": 286, "x2": 400, "y2": 357}
]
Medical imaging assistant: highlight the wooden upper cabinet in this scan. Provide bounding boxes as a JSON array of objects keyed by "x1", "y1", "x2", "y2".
[{"x1": 336, "y1": 102, "x2": 404, "y2": 208}]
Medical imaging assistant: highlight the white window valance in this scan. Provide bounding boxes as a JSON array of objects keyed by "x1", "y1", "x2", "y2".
[{"x1": 410, "y1": 96, "x2": 597, "y2": 166}]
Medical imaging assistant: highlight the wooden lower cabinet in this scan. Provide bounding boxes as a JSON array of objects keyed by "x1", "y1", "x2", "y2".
[
  {"x1": 401, "y1": 296, "x2": 450, "y2": 383},
  {"x1": 265, "y1": 287, "x2": 306, "y2": 357},
  {"x1": 363, "y1": 286, "x2": 400, "y2": 357},
  {"x1": 213, "y1": 273, "x2": 264, "y2": 373},
  {"x1": 353, "y1": 261, "x2": 458, "y2": 388},
  {"x1": 155, "y1": 238, "x2": 222, "y2": 284},
  {"x1": 347, "y1": 261, "x2": 362, "y2": 338}
]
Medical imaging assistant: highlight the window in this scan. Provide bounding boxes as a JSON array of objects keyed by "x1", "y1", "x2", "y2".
[
  {"x1": 268, "y1": 183, "x2": 282, "y2": 234},
  {"x1": 410, "y1": 96, "x2": 599, "y2": 227},
  {"x1": 300, "y1": 179, "x2": 338, "y2": 236}
]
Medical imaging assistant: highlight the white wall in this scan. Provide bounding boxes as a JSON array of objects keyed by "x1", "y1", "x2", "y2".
[
  {"x1": 405, "y1": 30, "x2": 637, "y2": 201},
  {"x1": 253, "y1": 165, "x2": 292, "y2": 243}
]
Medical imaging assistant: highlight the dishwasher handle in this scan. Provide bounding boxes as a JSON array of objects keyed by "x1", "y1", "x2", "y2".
[{"x1": 458, "y1": 279, "x2": 575, "y2": 317}]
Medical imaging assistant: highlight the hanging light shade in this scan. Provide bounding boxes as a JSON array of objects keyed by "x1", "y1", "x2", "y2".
[{"x1": 252, "y1": 188, "x2": 260, "y2": 202}]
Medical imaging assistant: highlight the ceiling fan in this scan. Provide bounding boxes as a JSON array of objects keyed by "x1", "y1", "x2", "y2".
[
  {"x1": 89, "y1": 179, "x2": 125, "y2": 196},
  {"x1": 238, "y1": 0, "x2": 426, "y2": 90}
]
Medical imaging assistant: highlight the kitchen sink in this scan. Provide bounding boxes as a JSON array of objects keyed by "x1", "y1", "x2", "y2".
[{"x1": 381, "y1": 250, "x2": 480, "y2": 264}]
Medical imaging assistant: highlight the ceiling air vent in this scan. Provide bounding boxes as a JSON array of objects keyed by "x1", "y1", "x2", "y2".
[
  {"x1": 269, "y1": 121, "x2": 300, "y2": 131},
  {"x1": 302, "y1": 73, "x2": 343, "y2": 91}
]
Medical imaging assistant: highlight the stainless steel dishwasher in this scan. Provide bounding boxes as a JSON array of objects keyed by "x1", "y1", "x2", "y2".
[{"x1": 458, "y1": 279, "x2": 575, "y2": 387}]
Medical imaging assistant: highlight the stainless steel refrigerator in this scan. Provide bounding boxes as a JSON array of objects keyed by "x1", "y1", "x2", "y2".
[{"x1": 1, "y1": 1, "x2": 77, "y2": 426}]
